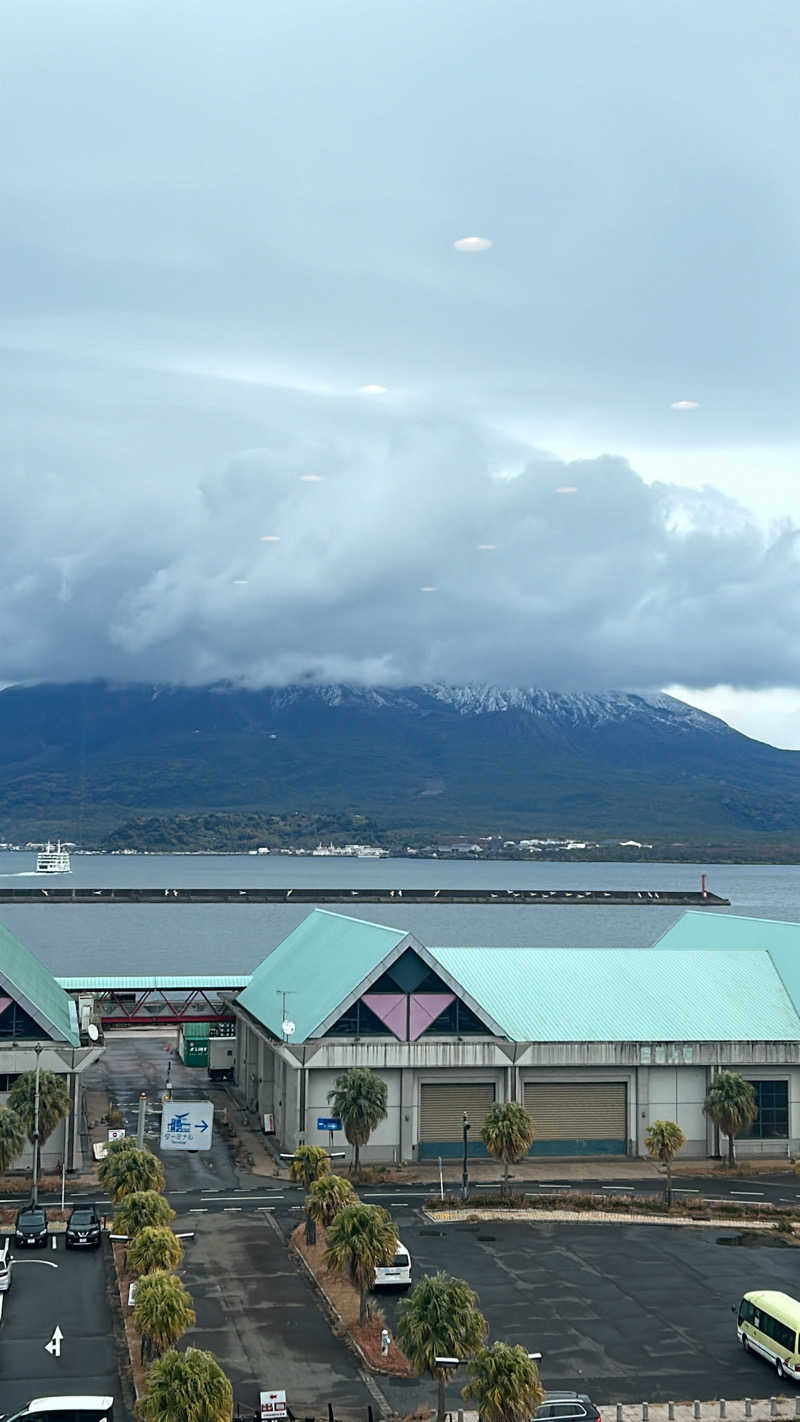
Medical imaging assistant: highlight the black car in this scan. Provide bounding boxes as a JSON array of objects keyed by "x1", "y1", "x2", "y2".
[
  {"x1": 14, "y1": 1205, "x2": 48, "y2": 1247},
  {"x1": 65, "y1": 1204, "x2": 102, "y2": 1249},
  {"x1": 534, "y1": 1394, "x2": 602, "y2": 1422}
]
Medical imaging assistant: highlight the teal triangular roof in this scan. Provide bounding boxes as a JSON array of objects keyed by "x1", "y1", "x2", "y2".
[
  {"x1": 236, "y1": 908, "x2": 412, "y2": 1040},
  {"x1": 0, "y1": 920, "x2": 80, "y2": 1045},
  {"x1": 653, "y1": 911, "x2": 800, "y2": 1016},
  {"x1": 430, "y1": 945, "x2": 800, "y2": 1041}
]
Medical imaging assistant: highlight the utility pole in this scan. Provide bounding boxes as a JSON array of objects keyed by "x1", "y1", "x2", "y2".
[
  {"x1": 461, "y1": 1112, "x2": 470, "y2": 1203},
  {"x1": 32, "y1": 1043, "x2": 42, "y2": 1207},
  {"x1": 136, "y1": 1092, "x2": 147, "y2": 1148}
]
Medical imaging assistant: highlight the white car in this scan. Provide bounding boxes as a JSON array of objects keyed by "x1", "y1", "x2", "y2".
[
  {"x1": 374, "y1": 1240, "x2": 411, "y2": 1288},
  {"x1": 0, "y1": 1240, "x2": 12, "y2": 1293},
  {"x1": 0, "y1": 1399, "x2": 114, "y2": 1422}
]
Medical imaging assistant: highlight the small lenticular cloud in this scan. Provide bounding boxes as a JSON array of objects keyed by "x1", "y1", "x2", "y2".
[
  {"x1": 420, "y1": 585, "x2": 438, "y2": 592},
  {"x1": 555, "y1": 486, "x2": 579, "y2": 494},
  {"x1": 359, "y1": 384, "x2": 387, "y2": 395},
  {"x1": 232, "y1": 579, "x2": 249, "y2": 585},
  {"x1": 477, "y1": 543, "x2": 496, "y2": 550},
  {"x1": 671, "y1": 400, "x2": 700, "y2": 410},
  {"x1": 453, "y1": 236, "x2": 492, "y2": 252},
  {"x1": 300, "y1": 474, "x2": 323, "y2": 482},
  {"x1": 260, "y1": 535, "x2": 280, "y2": 542}
]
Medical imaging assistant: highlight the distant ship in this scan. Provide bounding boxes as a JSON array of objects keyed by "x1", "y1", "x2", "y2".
[{"x1": 35, "y1": 841, "x2": 72, "y2": 874}]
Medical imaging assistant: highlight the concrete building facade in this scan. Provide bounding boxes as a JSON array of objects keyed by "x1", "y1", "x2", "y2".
[
  {"x1": 231, "y1": 909, "x2": 800, "y2": 1163},
  {"x1": 0, "y1": 922, "x2": 104, "y2": 1172}
]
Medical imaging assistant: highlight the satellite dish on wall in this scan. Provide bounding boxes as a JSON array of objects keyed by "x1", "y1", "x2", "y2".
[
  {"x1": 282, "y1": 1020, "x2": 296, "y2": 1038},
  {"x1": 87, "y1": 1023, "x2": 100, "y2": 1042}
]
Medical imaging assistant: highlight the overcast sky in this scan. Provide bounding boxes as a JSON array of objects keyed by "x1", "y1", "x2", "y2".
[{"x1": 3, "y1": 1, "x2": 800, "y2": 744}]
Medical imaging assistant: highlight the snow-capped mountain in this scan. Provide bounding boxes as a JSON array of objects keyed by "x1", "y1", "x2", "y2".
[{"x1": 0, "y1": 679, "x2": 795, "y2": 843}]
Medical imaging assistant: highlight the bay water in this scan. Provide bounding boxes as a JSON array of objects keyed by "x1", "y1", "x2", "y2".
[{"x1": 0, "y1": 853, "x2": 798, "y2": 977}]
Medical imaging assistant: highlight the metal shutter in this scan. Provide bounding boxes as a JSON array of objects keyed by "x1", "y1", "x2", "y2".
[
  {"x1": 523, "y1": 1082, "x2": 626, "y2": 1141},
  {"x1": 419, "y1": 1083, "x2": 496, "y2": 1142}
]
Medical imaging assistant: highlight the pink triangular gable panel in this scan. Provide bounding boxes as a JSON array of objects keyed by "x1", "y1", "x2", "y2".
[
  {"x1": 0, "y1": 998, "x2": 10, "y2": 1017},
  {"x1": 362, "y1": 993, "x2": 406, "y2": 1039},
  {"x1": 409, "y1": 993, "x2": 455, "y2": 1041}
]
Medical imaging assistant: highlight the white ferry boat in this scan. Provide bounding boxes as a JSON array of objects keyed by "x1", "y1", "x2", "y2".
[{"x1": 35, "y1": 841, "x2": 72, "y2": 874}]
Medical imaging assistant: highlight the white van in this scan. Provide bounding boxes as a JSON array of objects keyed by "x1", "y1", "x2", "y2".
[
  {"x1": 374, "y1": 1240, "x2": 412, "y2": 1289},
  {"x1": 1, "y1": 1398, "x2": 114, "y2": 1422}
]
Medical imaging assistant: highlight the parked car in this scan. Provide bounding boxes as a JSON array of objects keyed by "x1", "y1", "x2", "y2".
[
  {"x1": 0, "y1": 1397, "x2": 114, "y2": 1421},
  {"x1": 65, "y1": 1204, "x2": 102, "y2": 1249},
  {"x1": 534, "y1": 1394, "x2": 602, "y2": 1422},
  {"x1": 0, "y1": 1239, "x2": 11, "y2": 1291},
  {"x1": 14, "y1": 1206, "x2": 49, "y2": 1248}
]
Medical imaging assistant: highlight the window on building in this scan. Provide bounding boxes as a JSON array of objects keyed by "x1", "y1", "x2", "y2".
[{"x1": 739, "y1": 1080, "x2": 789, "y2": 1140}]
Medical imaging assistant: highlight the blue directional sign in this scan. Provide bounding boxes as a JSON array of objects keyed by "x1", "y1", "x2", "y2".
[
  {"x1": 161, "y1": 1100, "x2": 214, "y2": 1151},
  {"x1": 316, "y1": 1117, "x2": 342, "y2": 1131}
]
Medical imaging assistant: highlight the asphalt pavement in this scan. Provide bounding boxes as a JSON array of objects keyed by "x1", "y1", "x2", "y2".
[{"x1": 0, "y1": 1238, "x2": 133, "y2": 1420}]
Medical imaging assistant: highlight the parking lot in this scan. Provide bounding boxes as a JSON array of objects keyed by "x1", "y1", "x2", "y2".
[
  {"x1": 179, "y1": 1211, "x2": 376, "y2": 1420},
  {"x1": 376, "y1": 1213, "x2": 800, "y2": 1408},
  {"x1": 0, "y1": 1235, "x2": 132, "y2": 1420}
]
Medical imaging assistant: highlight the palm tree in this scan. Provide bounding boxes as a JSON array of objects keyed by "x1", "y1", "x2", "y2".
[
  {"x1": 481, "y1": 1102, "x2": 535, "y2": 1195},
  {"x1": 306, "y1": 1173, "x2": 356, "y2": 1229},
  {"x1": 136, "y1": 1346, "x2": 233, "y2": 1422},
  {"x1": 704, "y1": 1071, "x2": 758, "y2": 1165},
  {"x1": 324, "y1": 1202, "x2": 397, "y2": 1324},
  {"x1": 396, "y1": 1272, "x2": 488, "y2": 1422},
  {"x1": 645, "y1": 1120, "x2": 686, "y2": 1206},
  {"x1": 114, "y1": 1190, "x2": 176, "y2": 1239},
  {"x1": 328, "y1": 1067, "x2": 388, "y2": 1175},
  {"x1": 463, "y1": 1342, "x2": 545, "y2": 1422},
  {"x1": 8, "y1": 1069, "x2": 70, "y2": 1145},
  {"x1": 0, "y1": 1107, "x2": 25, "y2": 1174},
  {"x1": 100, "y1": 1143, "x2": 166, "y2": 1201},
  {"x1": 133, "y1": 1270, "x2": 195, "y2": 1360},
  {"x1": 288, "y1": 1144, "x2": 330, "y2": 1185},
  {"x1": 128, "y1": 1225, "x2": 184, "y2": 1278}
]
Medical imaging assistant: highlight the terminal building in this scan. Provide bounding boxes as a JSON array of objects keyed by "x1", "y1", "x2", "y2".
[
  {"x1": 0, "y1": 922, "x2": 104, "y2": 1173},
  {"x1": 231, "y1": 908, "x2": 800, "y2": 1162}
]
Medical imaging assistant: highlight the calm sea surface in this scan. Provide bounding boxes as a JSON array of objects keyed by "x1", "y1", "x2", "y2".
[{"x1": 0, "y1": 853, "x2": 798, "y2": 977}]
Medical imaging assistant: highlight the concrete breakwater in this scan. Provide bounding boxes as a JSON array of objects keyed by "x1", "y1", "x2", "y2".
[{"x1": 0, "y1": 886, "x2": 729, "y2": 904}]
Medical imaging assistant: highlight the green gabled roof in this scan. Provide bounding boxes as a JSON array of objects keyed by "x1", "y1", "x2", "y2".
[
  {"x1": 0, "y1": 920, "x2": 80, "y2": 1045},
  {"x1": 236, "y1": 908, "x2": 411, "y2": 1040},
  {"x1": 429, "y1": 946, "x2": 800, "y2": 1042},
  {"x1": 652, "y1": 912, "x2": 800, "y2": 1015}
]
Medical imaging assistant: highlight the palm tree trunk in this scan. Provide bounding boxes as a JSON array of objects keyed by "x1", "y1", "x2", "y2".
[
  {"x1": 503, "y1": 1159, "x2": 509, "y2": 1197},
  {"x1": 665, "y1": 1159, "x2": 672, "y2": 1208},
  {"x1": 728, "y1": 1132, "x2": 735, "y2": 1167},
  {"x1": 354, "y1": 1142, "x2": 360, "y2": 1176},
  {"x1": 359, "y1": 1287, "x2": 368, "y2": 1325},
  {"x1": 437, "y1": 1373, "x2": 446, "y2": 1422}
]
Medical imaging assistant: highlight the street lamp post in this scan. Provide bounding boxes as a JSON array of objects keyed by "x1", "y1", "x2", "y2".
[
  {"x1": 32, "y1": 1044, "x2": 42, "y2": 1207},
  {"x1": 461, "y1": 1112, "x2": 470, "y2": 1202}
]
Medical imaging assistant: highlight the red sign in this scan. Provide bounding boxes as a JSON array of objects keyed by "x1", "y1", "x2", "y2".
[{"x1": 260, "y1": 1391, "x2": 287, "y2": 1419}]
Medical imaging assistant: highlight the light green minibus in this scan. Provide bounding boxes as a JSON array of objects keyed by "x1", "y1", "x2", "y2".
[{"x1": 737, "y1": 1291, "x2": 800, "y2": 1381}]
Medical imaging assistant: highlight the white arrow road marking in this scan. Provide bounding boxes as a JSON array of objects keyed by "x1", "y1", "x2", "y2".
[
  {"x1": 12, "y1": 1258, "x2": 58, "y2": 1267},
  {"x1": 45, "y1": 1325, "x2": 64, "y2": 1357}
]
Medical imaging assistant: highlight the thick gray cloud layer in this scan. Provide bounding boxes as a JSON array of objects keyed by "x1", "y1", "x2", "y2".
[{"x1": 2, "y1": 0, "x2": 800, "y2": 691}]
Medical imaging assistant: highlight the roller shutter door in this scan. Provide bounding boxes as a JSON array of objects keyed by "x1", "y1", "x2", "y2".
[
  {"x1": 419, "y1": 1083, "x2": 495, "y2": 1158},
  {"x1": 523, "y1": 1082, "x2": 627, "y2": 1156}
]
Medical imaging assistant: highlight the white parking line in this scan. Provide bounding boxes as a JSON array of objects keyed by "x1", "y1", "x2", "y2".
[
  {"x1": 731, "y1": 1190, "x2": 764, "y2": 1196},
  {"x1": 674, "y1": 1188, "x2": 701, "y2": 1194},
  {"x1": 223, "y1": 1207, "x2": 241, "y2": 1213},
  {"x1": 601, "y1": 1185, "x2": 628, "y2": 1191},
  {"x1": 189, "y1": 1208, "x2": 208, "y2": 1214},
  {"x1": 199, "y1": 1195, "x2": 281, "y2": 1202},
  {"x1": 51, "y1": 1236, "x2": 57, "y2": 1251},
  {"x1": 0, "y1": 1293, "x2": 4, "y2": 1324}
]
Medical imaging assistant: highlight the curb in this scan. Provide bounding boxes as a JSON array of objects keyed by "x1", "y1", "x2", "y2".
[
  {"x1": 287, "y1": 1234, "x2": 409, "y2": 1380},
  {"x1": 424, "y1": 1208, "x2": 793, "y2": 1229}
]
